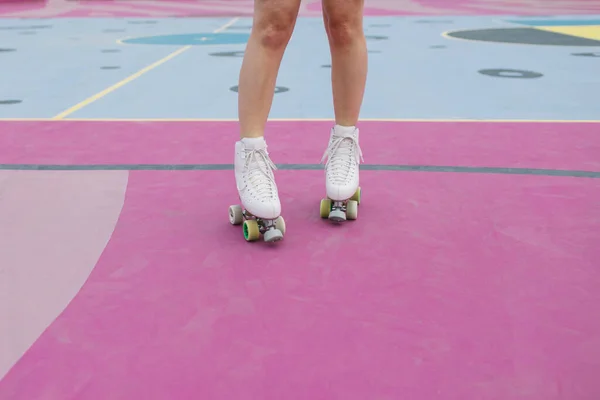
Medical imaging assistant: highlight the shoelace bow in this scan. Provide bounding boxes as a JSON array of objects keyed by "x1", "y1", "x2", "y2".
[
  {"x1": 321, "y1": 134, "x2": 364, "y2": 183},
  {"x1": 245, "y1": 148, "x2": 278, "y2": 199}
]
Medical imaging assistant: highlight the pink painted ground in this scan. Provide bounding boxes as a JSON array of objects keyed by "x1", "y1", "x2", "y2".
[
  {"x1": 1, "y1": 0, "x2": 599, "y2": 17},
  {"x1": 0, "y1": 168, "x2": 599, "y2": 399},
  {"x1": 0, "y1": 121, "x2": 598, "y2": 172},
  {"x1": 0, "y1": 120, "x2": 600, "y2": 398}
]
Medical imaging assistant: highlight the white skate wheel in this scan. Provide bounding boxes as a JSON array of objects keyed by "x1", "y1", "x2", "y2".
[
  {"x1": 229, "y1": 205, "x2": 243, "y2": 225},
  {"x1": 275, "y1": 216, "x2": 286, "y2": 235},
  {"x1": 264, "y1": 228, "x2": 283, "y2": 242},
  {"x1": 346, "y1": 200, "x2": 358, "y2": 220}
]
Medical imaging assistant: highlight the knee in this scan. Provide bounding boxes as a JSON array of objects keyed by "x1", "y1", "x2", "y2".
[
  {"x1": 253, "y1": 8, "x2": 297, "y2": 50},
  {"x1": 325, "y1": 10, "x2": 363, "y2": 48}
]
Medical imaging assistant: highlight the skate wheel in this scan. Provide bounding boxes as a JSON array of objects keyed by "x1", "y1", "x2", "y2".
[
  {"x1": 275, "y1": 216, "x2": 286, "y2": 235},
  {"x1": 320, "y1": 198, "x2": 332, "y2": 218},
  {"x1": 243, "y1": 220, "x2": 260, "y2": 241},
  {"x1": 229, "y1": 205, "x2": 243, "y2": 225},
  {"x1": 346, "y1": 200, "x2": 358, "y2": 220},
  {"x1": 264, "y1": 228, "x2": 284, "y2": 243},
  {"x1": 350, "y1": 187, "x2": 361, "y2": 205}
]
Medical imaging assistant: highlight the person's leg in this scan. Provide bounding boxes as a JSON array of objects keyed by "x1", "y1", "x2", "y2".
[
  {"x1": 323, "y1": 0, "x2": 367, "y2": 127},
  {"x1": 320, "y1": 0, "x2": 366, "y2": 211},
  {"x1": 233, "y1": 0, "x2": 301, "y2": 233},
  {"x1": 238, "y1": 0, "x2": 302, "y2": 138}
]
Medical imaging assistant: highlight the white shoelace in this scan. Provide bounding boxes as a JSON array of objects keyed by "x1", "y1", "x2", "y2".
[
  {"x1": 321, "y1": 134, "x2": 364, "y2": 184},
  {"x1": 244, "y1": 148, "x2": 278, "y2": 199}
]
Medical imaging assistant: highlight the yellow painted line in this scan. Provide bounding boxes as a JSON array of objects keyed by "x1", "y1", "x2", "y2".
[
  {"x1": 535, "y1": 25, "x2": 600, "y2": 41},
  {"x1": 51, "y1": 17, "x2": 240, "y2": 120},
  {"x1": 2, "y1": 118, "x2": 600, "y2": 123},
  {"x1": 51, "y1": 46, "x2": 191, "y2": 120}
]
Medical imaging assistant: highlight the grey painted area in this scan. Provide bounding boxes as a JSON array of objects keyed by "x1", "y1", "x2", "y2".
[
  {"x1": 447, "y1": 28, "x2": 600, "y2": 46},
  {"x1": 209, "y1": 51, "x2": 244, "y2": 57},
  {"x1": 365, "y1": 35, "x2": 388, "y2": 40},
  {"x1": 415, "y1": 20, "x2": 454, "y2": 24},
  {"x1": 0, "y1": 164, "x2": 598, "y2": 178},
  {"x1": 230, "y1": 85, "x2": 289, "y2": 93},
  {"x1": 127, "y1": 20, "x2": 158, "y2": 25},
  {"x1": 0, "y1": 25, "x2": 52, "y2": 30},
  {"x1": 572, "y1": 52, "x2": 600, "y2": 57},
  {"x1": 478, "y1": 69, "x2": 543, "y2": 78}
]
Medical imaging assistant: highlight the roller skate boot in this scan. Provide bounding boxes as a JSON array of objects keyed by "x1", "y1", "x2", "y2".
[
  {"x1": 319, "y1": 125, "x2": 363, "y2": 222},
  {"x1": 228, "y1": 137, "x2": 285, "y2": 242}
]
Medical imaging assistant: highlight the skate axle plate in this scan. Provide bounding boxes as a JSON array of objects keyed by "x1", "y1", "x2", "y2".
[
  {"x1": 319, "y1": 187, "x2": 361, "y2": 222},
  {"x1": 229, "y1": 205, "x2": 285, "y2": 242}
]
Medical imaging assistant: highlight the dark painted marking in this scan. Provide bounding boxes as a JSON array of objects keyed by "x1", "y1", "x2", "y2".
[
  {"x1": 416, "y1": 20, "x2": 453, "y2": 24},
  {"x1": 368, "y1": 50, "x2": 382, "y2": 54},
  {"x1": 0, "y1": 25, "x2": 52, "y2": 30},
  {"x1": 0, "y1": 164, "x2": 598, "y2": 178},
  {"x1": 322, "y1": 64, "x2": 331, "y2": 68},
  {"x1": 101, "y1": 66, "x2": 121, "y2": 70},
  {"x1": 572, "y1": 52, "x2": 600, "y2": 57},
  {"x1": 0, "y1": 100, "x2": 22, "y2": 105},
  {"x1": 447, "y1": 27, "x2": 600, "y2": 46},
  {"x1": 430, "y1": 45, "x2": 447, "y2": 49},
  {"x1": 127, "y1": 20, "x2": 157, "y2": 24},
  {"x1": 479, "y1": 69, "x2": 543, "y2": 79},
  {"x1": 101, "y1": 49, "x2": 121, "y2": 53},
  {"x1": 366, "y1": 35, "x2": 388, "y2": 41},
  {"x1": 230, "y1": 86, "x2": 289, "y2": 94},
  {"x1": 0, "y1": 48, "x2": 16, "y2": 52},
  {"x1": 210, "y1": 51, "x2": 244, "y2": 57}
]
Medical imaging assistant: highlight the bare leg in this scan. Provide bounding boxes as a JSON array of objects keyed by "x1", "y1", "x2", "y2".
[
  {"x1": 322, "y1": 0, "x2": 367, "y2": 126},
  {"x1": 237, "y1": 0, "x2": 302, "y2": 138}
]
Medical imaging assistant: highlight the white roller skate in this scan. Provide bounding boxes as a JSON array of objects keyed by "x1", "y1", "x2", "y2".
[
  {"x1": 319, "y1": 125, "x2": 363, "y2": 222},
  {"x1": 228, "y1": 137, "x2": 286, "y2": 242}
]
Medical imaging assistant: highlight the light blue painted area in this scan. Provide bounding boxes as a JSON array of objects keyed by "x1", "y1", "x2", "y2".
[
  {"x1": 2, "y1": 16, "x2": 600, "y2": 120},
  {"x1": 70, "y1": 16, "x2": 600, "y2": 121},
  {"x1": 0, "y1": 17, "x2": 236, "y2": 118},
  {"x1": 122, "y1": 33, "x2": 250, "y2": 46},
  {"x1": 507, "y1": 19, "x2": 600, "y2": 26}
]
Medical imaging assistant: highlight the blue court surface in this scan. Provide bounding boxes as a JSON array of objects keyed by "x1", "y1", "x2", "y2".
[{"x1": 1, "y1": 15, "x2": 600, "y2": 120}]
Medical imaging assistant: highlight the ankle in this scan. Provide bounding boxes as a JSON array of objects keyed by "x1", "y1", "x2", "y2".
[{"x1": 333, "y1": 124, "x2": 357, "y2": 135}]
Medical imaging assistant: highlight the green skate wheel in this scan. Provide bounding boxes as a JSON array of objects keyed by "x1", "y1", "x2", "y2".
[{"x1": 243, "y1": 220, "x2": 260, "y2": 241}]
